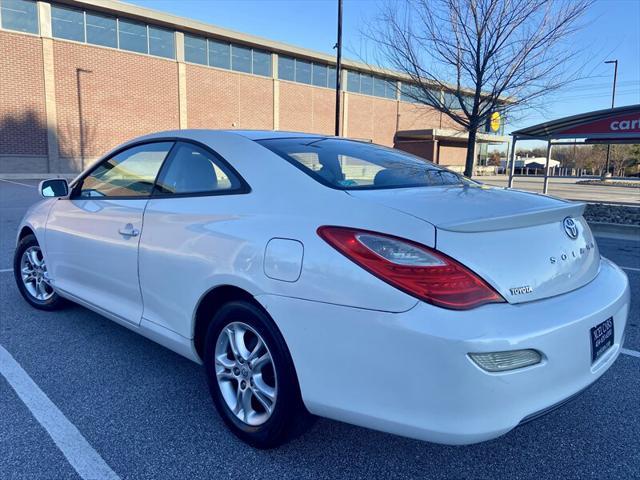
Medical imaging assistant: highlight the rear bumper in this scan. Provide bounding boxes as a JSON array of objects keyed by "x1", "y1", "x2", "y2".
[
  {"x1": 518, "y1": 384, "x2": 591, "y2": 426},
  {"x1": 257, "y1": 257, "x2": 629, "y2": 445}
]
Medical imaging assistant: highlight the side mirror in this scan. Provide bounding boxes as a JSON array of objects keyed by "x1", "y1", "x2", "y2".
[{"x1": 39, "y1": 179, "x2": 69, "y2": 198}]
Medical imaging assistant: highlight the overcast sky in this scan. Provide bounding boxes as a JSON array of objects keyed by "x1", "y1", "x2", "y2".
[{"x1": 128, "y1": 0, "x2": 639, "y2": 140}]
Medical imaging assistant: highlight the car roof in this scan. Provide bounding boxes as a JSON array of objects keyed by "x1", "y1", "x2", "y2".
[{"x1": 220, "y1": 130, "x2": 331, "y2": 141}]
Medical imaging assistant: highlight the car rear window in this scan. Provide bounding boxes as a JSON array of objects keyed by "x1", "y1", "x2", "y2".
[{"x1": 257, "y1": 137, "x2": 470, "y2": 190}]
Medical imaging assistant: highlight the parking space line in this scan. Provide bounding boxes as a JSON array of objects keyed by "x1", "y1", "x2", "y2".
[
  {"x1": 0, "y1": 268, "x2": 13, "y2": 273},
  {"x1": 0, "y1": 178, "x2": 37, "y2": 189},
  {"x1": 621, "y1": 348, "x2": 640, "y2": 359},
  {"x1": 0, "y1": 346, "x2": 121, "y2": 480}
]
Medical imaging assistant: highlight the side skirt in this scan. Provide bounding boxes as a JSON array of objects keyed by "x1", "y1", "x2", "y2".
[{"x1": 55, "y1": 288, "x2": 202, "y2": 364}]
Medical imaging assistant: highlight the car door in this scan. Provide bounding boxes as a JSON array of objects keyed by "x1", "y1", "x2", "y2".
[
  {"x1": 45, "y1": 141, "x2": 174, "y2": 324},
  {"x1": 138, "y1": 140, "x2": 251, "y2": 337}
]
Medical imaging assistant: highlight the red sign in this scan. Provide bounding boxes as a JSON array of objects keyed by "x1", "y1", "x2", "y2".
[{"x1": 558, "y1": 111, "x2": 640, "y2": 136}]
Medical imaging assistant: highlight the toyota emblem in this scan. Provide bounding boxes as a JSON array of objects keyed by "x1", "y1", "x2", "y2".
[{"x1": 563, "y1": 217, "x2": 579, "y2": 240}]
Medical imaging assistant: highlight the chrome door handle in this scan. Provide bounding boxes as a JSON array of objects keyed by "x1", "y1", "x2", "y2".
[{"x1": 118, "y1": 224, "x2": 139, "y2": 237}]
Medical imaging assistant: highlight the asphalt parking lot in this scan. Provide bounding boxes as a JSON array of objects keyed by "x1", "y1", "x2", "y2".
[{"x1": 1, "y1": 178, "x2": 639, "y2": 480}]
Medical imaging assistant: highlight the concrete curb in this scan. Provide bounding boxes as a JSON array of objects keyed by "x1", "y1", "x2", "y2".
[
  {"x1": 577, "y1": 181, "x2": 640, "y2": 189},
  {"x1": 589, "y1": 222, "x2": 640, "y2": 241}
]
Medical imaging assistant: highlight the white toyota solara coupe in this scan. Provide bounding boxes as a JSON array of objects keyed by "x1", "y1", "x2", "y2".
[{"x1": 15, "y1": 130, "x2": 629, "y2": 448}]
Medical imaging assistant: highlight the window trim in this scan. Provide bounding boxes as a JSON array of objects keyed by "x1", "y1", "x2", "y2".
[
  {"x1": 150, "y1": 140, "x2": 251, "y2": 199},
  {"x1": 69, "y1": 138, "x2": 251, "y2": 200}
]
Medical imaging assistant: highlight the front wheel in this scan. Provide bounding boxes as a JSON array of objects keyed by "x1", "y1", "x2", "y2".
[
  {"x1": 204, "y1": 301, "x2": 312, "y2": 448},
  {"x1": 14, "y1": 234, "x2": 66, "y2": 310}
]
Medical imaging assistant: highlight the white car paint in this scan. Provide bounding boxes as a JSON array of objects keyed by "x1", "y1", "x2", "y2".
[
  {"x1": 45, "y1": 198, "x2": 147, "y2": 324},
  {"x1": 17, "y1": 129, "x2": 630, "y2": 445}
]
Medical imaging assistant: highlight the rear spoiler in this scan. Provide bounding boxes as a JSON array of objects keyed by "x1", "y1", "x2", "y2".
[{"x1": 437, "y1": 202, "x2": 586, "y2": 233}]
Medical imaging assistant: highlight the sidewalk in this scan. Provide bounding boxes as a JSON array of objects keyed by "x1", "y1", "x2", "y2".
[{"x1": 481, "y1": 175, "x2": 639, "y2": 205}]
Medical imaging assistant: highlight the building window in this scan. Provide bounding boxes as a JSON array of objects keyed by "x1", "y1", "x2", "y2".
[
  {"x1": 185, "y1": 34, "x2": 207, "y2": 65},
  {"x1": 252, "y1": 49, "x2": 271, "y2": 77},
  {"x1": 348, "y1": 70, "x2": 397, "y2": 99},
  {"x1": 401, "y1": 83, "x2": 439, "y2": 105},
  {"x1": 278, "y1": 56, "x2": 334, "y2": 88},
  {"x1": 347, "y1": 71, "x2": 359, "y2": 92},
  {"x1": 208, "y1": 39, "x2": 229, "y2": 68},
  {"x1": 312, "y1": 64, "x2": 327, "y2": 88},
  {"x1": 360, "y1": 74, "x2": 374, "y2": 96},
  {"x1": 384, "y1": 80, "x2": 397, "y2": 99},
  {"x1": 400, "y1": 83, "x2": 418, "y2": 102},
  {"x1": 443, "y1": 90, "x2": 466, "y2": 109},
  {"x1": 48, "y1": 5, "x2": 176, "y2": 60},
  {"x1": 118, "y1": 18, "x2": 147, "y2": 54},
  {"x1": 231, "y1": 44, "x2": 251, "y2": 73},
  {"x1": 278, "y1": 55, "x2": 295, "y2": 81},
  {"x1": 373, "y1": 77, "x2": 386, "y2": 98},
  {"x1": 295, "y1": 59, "x2": 312, "y2": 84},
  {"x1": 375, "y1": 77, "x2": 397, "y2": 99},
  {"x1": 51, "y1": 5, "x2": 84, "y2": 42},
  {"x1": 184, "y1": 36, "x2": 271, "y2": 77},
  {"x1": 1, "y1": 0, "x2": 38, "y2": 34},
  {"x1": 327, "y1": 66, "x2": 337, "y2": 88},
  {"x1": 461, "y1": 94, "x2": 475, "y2": 111},
  {"x1": 86, "y1": 12, "x2": 116, "y2": 48},
  {"x1": 148, "y1": 25, "x2": 174, "y2": 58}
]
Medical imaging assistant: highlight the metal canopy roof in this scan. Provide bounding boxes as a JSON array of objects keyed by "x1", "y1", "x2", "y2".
[
  {"x1": 511, "y1": 104, "x2": 640, "y2": 140},
  {"x1": 395, "y1": 129, "x2": 509, "y2": 144}
]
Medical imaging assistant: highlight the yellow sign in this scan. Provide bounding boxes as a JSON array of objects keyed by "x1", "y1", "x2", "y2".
[{"x1": 490, "y1": 112, "x2": 501, "y2": 132}]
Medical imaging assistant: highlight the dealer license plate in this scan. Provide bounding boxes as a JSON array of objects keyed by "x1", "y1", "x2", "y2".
[{"x1": 590, "y1": 317, "x2": 614, "y2": 363}]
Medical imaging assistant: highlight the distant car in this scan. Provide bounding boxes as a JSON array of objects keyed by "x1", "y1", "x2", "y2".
[{"x1": 15, "y1": 130, "x2": 629, "y2": 448}]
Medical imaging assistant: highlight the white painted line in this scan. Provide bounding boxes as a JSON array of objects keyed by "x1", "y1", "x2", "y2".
[
  {"x1": 621, "y1": 266, "x2": 640, "y2": 273},
  {"x1": 0, "y1": 268, "x2": 13, "y2": 273},
  {"x1": 0, "y1": 345, "x2": 120, "y2": 480},
  {"x1": 0, "y1": 178, "x2": 37, "y2": 189},
  {"x1": 621, "y1": 348, "x2": 640, "y2": 359}
]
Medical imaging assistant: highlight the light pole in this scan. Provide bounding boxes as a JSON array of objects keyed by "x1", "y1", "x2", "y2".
[
  {"x1": 334, "y1": 0, "x2": 343, "y2": 137},
  {"x1": 602, "y1": 59, "x2": 618, "y2": 179}
]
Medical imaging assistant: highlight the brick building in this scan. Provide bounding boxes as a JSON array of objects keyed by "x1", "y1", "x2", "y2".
[{"x1": 0, "y1": 0, "x2": 509, "y2": 174}]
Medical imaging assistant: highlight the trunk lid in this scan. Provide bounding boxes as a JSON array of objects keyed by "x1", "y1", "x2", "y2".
[{"x1": 348, "y1": 184, "x2": 600, "y2": 304}]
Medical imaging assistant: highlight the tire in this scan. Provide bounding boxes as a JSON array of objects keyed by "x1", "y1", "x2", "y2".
[
  {"x1": 13, "y1": 234, "x2": 66, "y2": 310},
  {"x1": 204, "y1": 300, "x2": 312, "y2": 448}
]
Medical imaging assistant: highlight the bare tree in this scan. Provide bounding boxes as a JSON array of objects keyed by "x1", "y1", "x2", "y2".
[
  {"x1": 609, "y1": 144, "x2": 640, "y2": 177},
  {"x1": 368, "y1": 0, "x2": 593, "y2": 177}
]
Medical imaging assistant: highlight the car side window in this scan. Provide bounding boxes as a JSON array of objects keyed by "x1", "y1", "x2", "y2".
[
  {"x1": 79, "y1": 142, "x2": 173, "y2": 198},
  {"x1": 154, "y1": 142, "x2": 242, "y2": 195}
]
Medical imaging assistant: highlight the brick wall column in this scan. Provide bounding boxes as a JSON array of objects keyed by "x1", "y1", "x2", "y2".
[
  {"x1": 340, "y1": 68, "x2": 348, "y2": 137},
  {"x1": 175, "y1": 32, "x2": 188, "y2": 129},
  {"x1": 395, "y1": 80, "x2": 401, "y2": 135},
  {"x1": 38, "y1": 1, "x2": 59, "y2": 173},
  {"x1": 433, "y1": 139, "x2": 439, "y2": 164},
  {"x1": 272, "y1": 53, "x2": 279, "y2": 130}
]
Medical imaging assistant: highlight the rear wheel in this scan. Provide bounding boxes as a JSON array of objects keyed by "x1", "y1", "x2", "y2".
[
  {"x1": 204, "y1": 301, "x2": 311, "y2": 448},
  {"x1": 14, "y1": 234, "x2": 65, "y2": 310}
]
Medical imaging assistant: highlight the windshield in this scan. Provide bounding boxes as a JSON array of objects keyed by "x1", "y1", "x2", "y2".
[{"x1": 258, "y1": 137, "x2": 472, "y2": 190}]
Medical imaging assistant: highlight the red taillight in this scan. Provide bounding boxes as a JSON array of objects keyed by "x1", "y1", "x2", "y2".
[{"x1": 317, "y1": 226, "x2": 504, "y2": 310}]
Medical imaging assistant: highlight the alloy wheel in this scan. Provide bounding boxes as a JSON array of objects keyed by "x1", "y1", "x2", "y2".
[
  {"x1": 215, "y1": 321, "x2": 278, "y2": 426},
  {"x1": 20, "y1": 246, "x2": 54, "y2": 301}
]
